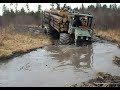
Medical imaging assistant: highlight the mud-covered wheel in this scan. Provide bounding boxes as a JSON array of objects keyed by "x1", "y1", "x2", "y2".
[
  {"x1": 48, "y1": 26, "x2": 53, "y2": 35},
  {"x1": 52, "y1": 29, "x2": 60, "y2": 39},
  {"x1": 59, "y1": 33, "x2": 71, "y2": 45},
  {"x1": 48, "y1": 26, "x2": 60, "y2": 39},
  {"x1": 75, "y1": 39, "x2": 81, "y2": 46}
]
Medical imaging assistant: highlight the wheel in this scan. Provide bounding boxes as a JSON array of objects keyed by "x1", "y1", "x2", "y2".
[
  {"x1": 51, "y1": 29, "x2": 60, "y2": 39},
  {"x1": 48, "y1": 26, "x2": 60, "y2": 39},
  {"x1": 59, "y1": 33, "x2": 71, "y2": 45},
  {"x1": 75, "y1": 38, "x2": 82, "y2": 46}
]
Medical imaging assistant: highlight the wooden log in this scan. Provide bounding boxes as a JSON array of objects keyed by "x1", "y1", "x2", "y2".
[
  {"x1": 50, "y1": 22, "x2": 60, "y2": 29},
  {"x1": 60, "y1": 27, "x2": 68, "y2": 32},
  {"x1": 50, "y1": 20, "x2": 60, "y2": 26},
  {"x1": 63, "y1": 18, "x2": 68, "y2": 23},
  {"x1": 45, "y1": 10, "x2": 70, "y2": 19},
  {"x1": 45, "y1": 10, "x2": 68, "y2": 18},
  {"x1": 45, "y1": 11, "x2": 69, "y2": 25},
  {"x1": 50, "y1": 24, "x2": 60, "y2": 32},
  {"x1": 53, "y1": 18, "x2": 62, "y2": 23},
  {"x1": 60, "y1": 24, "x2": 64, "y2": 28},
  {"x1": 50, "y1": 22, "x2": 60, "y2": 28},
  {"x1": 45, "y1": 13, "x2": 68, "y2": 23},
  {"x1": 45, "y1": 10, "x2": 61, "y2": 16},
  {"x1": 59, "y1": 10, "x2": 69, "y2": 18},
  {"x1": 44, "y1": 10, "x2": 69, "y2": 32},
  {"x1": 51, "y1": 14, "x2": 62, "y2": 21},
  {"x1": 45, "y1": 11, "x2": 62, "y2": 20},
  {"x1": 44, "y1": 15, "x2": 62, "y2": 24}
]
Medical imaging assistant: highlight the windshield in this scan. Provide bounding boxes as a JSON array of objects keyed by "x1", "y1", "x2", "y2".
[{"x1": 72, "y1": 15, "x2": 88, "y2": 27}]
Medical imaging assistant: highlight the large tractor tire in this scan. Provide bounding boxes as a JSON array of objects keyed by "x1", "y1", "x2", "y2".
[
  {"x1": 52, "y1": 29, "x2": 60, "y2": 39},
  {"x1": 59, "y1": 33, "x2": 71, "y2": 45},
  {"x1": 47, "y1": 26, "x2": 60, "y2": 39}
]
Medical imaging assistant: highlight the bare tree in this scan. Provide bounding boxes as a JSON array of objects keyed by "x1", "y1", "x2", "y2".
[
  {"x1": 50, "y1": 3, "x2": 54, "y2": 9},
  {"x1": 15, "y1": 3, "x2": 18, "y2": 12},
  {"x1": 26, "y1": 3, "x2": 30, "y2": 13},
  {"x1": 10, "y1": 3, "x2": 13, "y2": 10},
  {"x1": 56, "y1": 3, "x2": 60, "y2": 10}
]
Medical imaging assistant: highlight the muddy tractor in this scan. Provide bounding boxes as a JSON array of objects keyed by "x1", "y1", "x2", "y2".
[
  {"x1": 42, "y1": 5, "x2": 94, "y2": 45},
  {"x1": 68, "y1": 13, "x2": 93, "y2": 45}
]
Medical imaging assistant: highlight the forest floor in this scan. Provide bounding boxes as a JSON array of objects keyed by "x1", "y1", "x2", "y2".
[
  {"x1": 94, "y1": 29, "x2": 120, "y2": 48},
  {"x1": 0, "y1": 25, "x2": 52, "y2": 60}
]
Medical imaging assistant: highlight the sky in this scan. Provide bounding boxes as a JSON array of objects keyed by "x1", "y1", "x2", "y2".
[{"x1": 0, "y1": 3, "x2": 120, "y2": 15}]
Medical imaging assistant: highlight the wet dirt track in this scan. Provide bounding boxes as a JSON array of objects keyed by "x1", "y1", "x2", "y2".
[{"x1": 0, "y1": 37, "x2": 120, "y2": 87}]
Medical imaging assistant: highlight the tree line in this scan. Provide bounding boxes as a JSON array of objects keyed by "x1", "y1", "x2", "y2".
[
  {"x1": 0, "y1": 3, "x2": 120, "y2": 30},
  {"x1": 77, "y1": 3, "x2": 120, "y2": 30},
  {"x1": 0, "y1": 3, "x2": 42, "y2": 26}
]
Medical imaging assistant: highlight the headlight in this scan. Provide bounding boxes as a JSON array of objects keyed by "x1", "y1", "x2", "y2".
[{"x1": 86, "y1": 37, "x2": 88, "y2": 40}]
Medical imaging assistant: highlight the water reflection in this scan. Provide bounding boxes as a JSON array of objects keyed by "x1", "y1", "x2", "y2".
[{"x1": 45, "y1": 44, "x2": 93, "y2": 69}]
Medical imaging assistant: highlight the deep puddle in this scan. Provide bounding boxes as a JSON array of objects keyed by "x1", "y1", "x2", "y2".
[{"x1": 0, "y1": 39, "x2": 120, "y2": 87}]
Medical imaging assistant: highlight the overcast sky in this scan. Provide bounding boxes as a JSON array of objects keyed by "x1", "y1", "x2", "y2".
[{"x1": 0, "y1": 3, "x2": 120, "y2": 15}]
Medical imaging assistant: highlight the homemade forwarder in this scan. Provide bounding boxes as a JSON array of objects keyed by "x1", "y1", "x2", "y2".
[{"x1": 42, "y1": 3, "x2": 94, "y2": 45}]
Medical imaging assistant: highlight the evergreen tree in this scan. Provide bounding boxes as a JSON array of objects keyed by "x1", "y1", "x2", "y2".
[
  {"x1": 38, "y1": 4, "x2": 41, "y2": 12},
  {"x1": 79, "y1": 3, "x2": 85, "y2": 13},
  {"x1": 20, "y1": 7, "x2": 26, "y2": 15}
]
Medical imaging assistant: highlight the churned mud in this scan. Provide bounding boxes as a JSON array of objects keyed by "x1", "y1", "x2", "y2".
[
  {"x1": 70, "y1": 72, "x2": 120, "y2": 87},
  {"x1": 113, "y1": 56, "x2": 120, "y2": 67},
  {"x1": 0, "y1": 37, "x2": 120, "y2": 87}
]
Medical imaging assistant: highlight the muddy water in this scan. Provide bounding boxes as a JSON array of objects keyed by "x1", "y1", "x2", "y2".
[{"x1": 0, "y1": 39, "x2": 120, "y2": 87}]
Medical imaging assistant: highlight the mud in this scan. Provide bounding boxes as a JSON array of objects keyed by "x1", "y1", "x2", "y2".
[
  {"x1": 0, "y1": 47, "x2": 43, "y2": 61},
  {"x1": 113, "y1": 56, "x2": 120, "y2": 67},
  {"x1": 0, "y1": 37, "x2": 120, "y2": 87},
  {"x1": 71, "y1": 72, "x2": 120, "y2": 87}
]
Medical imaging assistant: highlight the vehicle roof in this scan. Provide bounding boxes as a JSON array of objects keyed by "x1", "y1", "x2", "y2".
[
  {"x1": 79, "y1": 14, "x2": 93, "y2": 17},
  {"x1": 70, "y1": 13, "x2": 93, "y2": 18}
]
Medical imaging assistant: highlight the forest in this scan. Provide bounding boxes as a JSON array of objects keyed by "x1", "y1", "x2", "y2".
[{"x1": 0, "y1": 3, "x2": 120, "y2": 30}]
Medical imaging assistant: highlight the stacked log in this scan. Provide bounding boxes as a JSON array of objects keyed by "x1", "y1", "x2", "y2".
[
  {"x1": 44, "y1": 10, "x2": 69, "y2": 32},
  {"x1": 80, "y1": 17, "x2": 88, "y2": 26},
  {"x1": 45, "y1": 9, "x2": 69, "y2": 18}
]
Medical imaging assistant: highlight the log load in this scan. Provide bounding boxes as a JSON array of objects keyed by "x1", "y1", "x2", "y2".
[
  {"x1": 44, "y1": 10, "x2": 69, "y2": 33},
  {"x1": 45, "y1": 9, "x2": 69, "y2": 18}
]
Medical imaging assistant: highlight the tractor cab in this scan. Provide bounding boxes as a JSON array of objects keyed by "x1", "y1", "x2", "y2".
[
  {"x1": 71, "y1": 13, "x2": 93, "y2": 28},
  {"x1": 68, "y1": 13, "x2": 93, "y2": 45},
  {"x1": 79, "y1": 14, "x2": 93, "y2": 28}
]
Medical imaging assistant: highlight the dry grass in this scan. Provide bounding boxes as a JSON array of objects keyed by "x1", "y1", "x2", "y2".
[
  {"x1": 0, "y1": 25, "x2": 52, "y2": 59},
  {"x1": 95, "y1": 29, "x2": 120, "y2": 45}
]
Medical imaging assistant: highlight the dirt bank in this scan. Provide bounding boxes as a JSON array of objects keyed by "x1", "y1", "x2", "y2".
[
  {"x1": 113, "y1": 56, "x2": 120, "y2": 67},
  {"x1": 94, "y1": 30, "x2": 120, "y2": 47},
  {"x1": 0, "y1": 25, "x2": 52, "y2": 60},
  {"x1": 70, "y1": 72, "x2": 120, "y2": 87}
]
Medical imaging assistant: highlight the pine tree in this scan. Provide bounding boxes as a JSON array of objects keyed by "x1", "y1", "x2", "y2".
[
  {"x1": 10, "y1": 3, "x2": 13, "y2": 10},
  {"x1": 20, "y1": 7, "x2": 26, "y2": 15},
  {"x1": 80, "y1": 3, "x2": 85, "y2": 13},
  {"x1": 2, "y1": 4, "x2": 9, "y2": 16},
  {"x1": 2, "y1": 4, "x2": 7, "y2": 15},
  {"x1": 38, "y1": 4, "x2": 41, "y2": 12}
]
